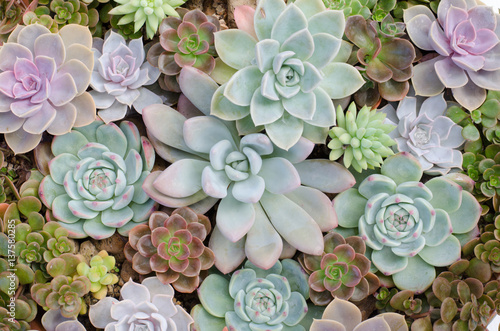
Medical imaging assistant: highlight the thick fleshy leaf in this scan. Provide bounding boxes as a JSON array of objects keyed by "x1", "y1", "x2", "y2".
[
  {"x1": 411, "y1": 57, "x2": 445, "y2": 96},
  {"x1": 371, "y1": 246, "x2": 408, "y2": 275},
  {"x1": 153, "y1": 159, "x2": 208, "y2": 198},
  {"x1": 333, "y1": 189, "x2": 367, "y2": 228},
  {"x1": 447, "y1": 191, "x2": 480, "y2": 234},
  {"x1": 265, "y1": 112, "x2": 304, "y2": 150},
  {"x1": 319, "y1": 63, "x2": 364, "y2": 99},
  {"x1": 216, "y1": 189, "x2": 255, "y2": 242},
  {"x1": 215, "y1": 29, "x2": 257, "y2": 70},
  {"x1": 392, "y1": 255, "x2": 436, "y2": 293},
  {"x1": 381, "y1": 153, "x2": 423, "y2": 185},
  {"x1": 224, "y1": 66, "x2": 262, "y2": 107},
  {"x1": 425, "y1": 177, "x2": 462, "y2": 213},
  {"x1": 198, "y1": 274, "x2": 233, "y2": 317},
  {"x1": 322, "y1": 298, "x2": 362, "y2": 330},
  {"x1": 184, "y1": 116, "x2": 236, "y2": 153},
  {"x1": 294, "y1": 160, "x2": 355, "y2": 193},
  {"x1": 418, "y1": 235, "x2": 461, "y2": 267}
]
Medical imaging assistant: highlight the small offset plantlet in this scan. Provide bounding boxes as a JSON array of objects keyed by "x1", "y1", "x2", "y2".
[
  {"x1": 76, "y1": 250, "x2": 119, "y2": 299},
  {"x1": 462, "y1": 145, "x2": 500, "y2": 203},
  {"x1": 89, "y1": 277, "x2": 194, "y2": 330},
  {"x1": 328, "y1": 103, "x2": 396, "y2": 172},
  {"x1": 0, "y1": 0, "x2": 38, "y2": 44}
]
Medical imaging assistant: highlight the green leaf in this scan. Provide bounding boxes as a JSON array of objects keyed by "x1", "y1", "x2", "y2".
[{"x1": 461, "y1": 124, "x2": 480, "y2": 141}]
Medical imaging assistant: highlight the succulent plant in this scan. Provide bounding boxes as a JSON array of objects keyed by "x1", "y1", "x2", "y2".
[
  {"x1": 404, "y1": 0, "x2": 500, "y2": 110},
  {"x1": 0, "y1": 0, "x2": 38, "y2": 44},
  {"x1": 44, "y1": 223, "x2": 76, "y2": 261},
  {"x1": 143, "y1": 104, "x2": 355, "y2": 273},
  {"x1": 328, "y1": 102, "x2": 396, "y2": 173},
  {"x1": 108, "y1": 0, "x2": 187, "y2": 39},
  {"x1": 389, "y1": 289, "x2": 423, "y2": 315},
  {"x1": 40, "y1": 309, "x2": 86, "y2": 331},
  {"x1": 473, "y1": 239, "x2": 500, "y2": 273},
  {"x1": 333, "y1": 152, "x2": 481, "y2": 292},
  {"x1": 382, "y1": 93, "x2": 465, "y2": 175},
  {"x1": 125, "y1": 207, "x2": 215, "y2": 293},
  {"x1": 322, "y1": 0, "x2": 376, "y2": 19},
  {"x1": 90, "y1": 30, "x2": 162, "y2": 123},
  {"x1": 299, "y1": 232, "x2": 380, "y2": 305},
  {"x1": 146, "y1": 8, "x2": 220, "y2": 93},
  {"x1": 484, "y1": 280, "x2": 500, "y2": 312},
  {"x1": 375, "y1": 286, "x2": 399, "y2": 311},
  {"x1": 38, "y1": 120, "x2": 157, "y2": 240},
  {"x1": 191, "y1": 259, "x2": 310, "y2": 331},
  {"x1": 0, "y1": 23, "x2": 96, "y2": 154},
  {"x1": 462, "y1": 145, "x2": 500, "y2": 202},
  {"x1": 22, "y1": 9, "x2": 58, "y2": 33},
  {"x1": 345, "y1": 15, "x2": 416, "y2": 102},
  {"x1": 76, "y1": 250, "x2": 118, "y2": 299},
  {"x1": 309, "y1": 297, "x2": 408, "y2": 331},
  {"x1": 180, "y1": 0, "x2": 365, "y2": 150},
  {"x1": 89, "y1": 276, "x2": 194, "y2": 330}
]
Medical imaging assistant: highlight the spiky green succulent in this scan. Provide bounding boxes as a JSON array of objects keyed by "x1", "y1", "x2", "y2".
[
  {"x1": 76, "y1": 250, "x2": 118, "y2": 299},
  {"x1": 328, "y1": 103, "x2": 396, "y2": 172}
]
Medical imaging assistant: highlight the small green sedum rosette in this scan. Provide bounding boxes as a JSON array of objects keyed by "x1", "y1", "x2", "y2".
[{"x1": 333, "y1": 152, "x2": 481, "y2": 292}]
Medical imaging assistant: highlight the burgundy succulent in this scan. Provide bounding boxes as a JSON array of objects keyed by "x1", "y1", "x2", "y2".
[
  {"x1": 147, "y1": 8, "x2": 220, "y2": 92},
  {"x1": 124, "y1": 207, "x2": 215, "y2": 293},
  {"x1": 299, "y1": 232, "x2": 380, "y2": 305}
]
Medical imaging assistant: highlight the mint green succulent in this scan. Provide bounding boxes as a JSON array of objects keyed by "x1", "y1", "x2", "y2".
[
  {"x1": 191, "y1": 259, "x2": 310, "y2": 331},
  {"x1": 108, "y1": 0, "x2": 186, "y2": 39},
  {"x1": 333, "y1": 153, "x2": 481, "y2": 292},
  {"x1": 328, "y1": 103, "x2": 396, "y2": 172},
  {"x1": 76, "y1": 250, "x2": 119, "y2": 299}
]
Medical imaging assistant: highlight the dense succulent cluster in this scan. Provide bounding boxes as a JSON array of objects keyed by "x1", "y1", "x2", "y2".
[
  {"x1": 76, "y1": 250, "x2": 118, "y2": 299},
  {"x1": 0, "y1": 0, "x2": 38, "y2": 44}
]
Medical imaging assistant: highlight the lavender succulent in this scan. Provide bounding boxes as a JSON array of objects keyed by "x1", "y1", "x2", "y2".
[
  {"x1": 0, "y1": 24, "x2": 96, "y2": 154},
  {"x1": 404, "y1": 0, "x2": 500, "y2": 110},
  {"x1": 89, "y1": 276, "x2": 194, "y2": 331},
  {"x1": 38, "y1": 120, "x2": 157, "y2": 240},
  {"x1": 90, "y1": 30, "x2": 161, "y2": 123},
  {"x1": 382, "y1": 93, "x2": 465, "y2": 175}
]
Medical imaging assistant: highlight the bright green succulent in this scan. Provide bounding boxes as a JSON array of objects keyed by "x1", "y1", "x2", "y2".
[
  {"x1": 44, "y1": 223, "x2": 76, "y2": 261},
  {"x1": 322, "y1": 0, "x2": 376, "y2": 18},
  {"x1": 334, "y1": 152, "x2": 481, "y2": 292},
  {"x1": 108, "y1": 0, "x2": 186, "y2": 39},
  {"x1": 462, "y1": 145, "x2": 500, "y2": 203},
  {"x1": 328, "y1": 103, "x2": 396, "y2": 172},
  {"x1": 76, "y1": 250, "x2": 118, "y2": 299},
  {"x1": 389, "y1": 289, "x2": 423, "y2": 315}
]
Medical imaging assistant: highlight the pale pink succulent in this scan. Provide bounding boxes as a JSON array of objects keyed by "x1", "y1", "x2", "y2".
[
  {"x1": 0, "y1": 24, "x2": 95, "y2": 154},
  {"x1": 404, "y1": 0, "x2": 500, "y2": 110}
]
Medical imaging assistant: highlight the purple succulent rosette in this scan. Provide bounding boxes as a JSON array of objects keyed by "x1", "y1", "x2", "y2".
[
  {"x1": 0, "y1": 24, "x2": 96, "y2": 154},
  {"x1": 90, "y1": 30, "x2": 162, "y2": 123},
  {"x1": 381, "y1": 93, "x2": 465, "y2": 175},
  {"x1": 404, "y1": 0, "x2": 500, "y2": 110}
]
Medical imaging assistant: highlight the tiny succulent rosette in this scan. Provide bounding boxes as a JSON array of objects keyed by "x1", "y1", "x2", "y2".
[
  {"x1": 124, "y1": 207, "x2": 215, "y2": 293},
  {"x1": 90, "y1": 30, "x2": 162, "y2": 123},
  {"x1": 142, "y1": 104, "x2": 355, "y2": 273},
  {"x1": 180, "y1": 0, "x2": 365, "y2": 150},
  {"x1": 310, "y1": 297, "x2": 408, "y2": 331},
  {"x1": 404, "y1": 0, "x2": 500, "y2": 110},
  {"x1": 299, "y1": 232, "x2": 380, "y2": 305},
  {"x1": 382, "y1": 93, "x2": 465, "y2": 175},
  {"x1": 191, "y1": 259, "x2": 310, "y2": 331},
  {"x1": 328, "y1": 102, "x2": 396, "y2": 172},
  {"x1": 147, "y1": 8, "x2": 220, "y2": 93},
  {"x1": 333, "y1": 152, "x2": 481, "y2": 292},
  {"x1": 0, "y1": 0, "x2": 38, "y2": 44},
  {"x1": 38, "y1": 120, "x2": 157, "y2": 240},
  {"x1": 89, "y1": 276, "x2": 194, "y2": 331},
  {"x1": 0, "y1": 24, "x2": 96, "y2": 154},
  {"x1": 76, "y1": 250, "x2": 119, "y2": 299},
  {"x1": 108, "y1": 0, "x2": 187, "y2": 39}
]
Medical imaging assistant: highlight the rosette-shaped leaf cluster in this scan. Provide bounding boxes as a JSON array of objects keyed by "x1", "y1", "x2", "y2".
[
  {"x1": 76, "y1": 250, "x2": 118, "y2": 299},
  {"x1": 388, "y1": 290, "x2": 423, "y2": 315},
  {"x1": 143, "y1": 104, "x2": 354, "y2": 273},
  {"x1": 404, "y1": 0, "x2": 500, "y2": 110},
  {"x1": 463, "y1": 229, "x2": 500, "y2": 274},
  {"x1": 90, "y1": 30, "x2": 161, "y2": 123},
  {"x1": 334, "y1": 152, "x2": 481, "y2": 292},
  {"x1": 328, "y1": 103, "x2": 396, "y2": 172},
  {"x1": 89, "y1": 276, "x2": 194, "y2": 331},
  {"x1": 0, "y1": 0, "x2": 38, "y2": 44},
  {"x1": 181, "y1": 0, "x2": 364, "y2": 150},
  {"x1": 192, "y1": 260, "x2": 310, "y2": 331},
  {"x1": 299, "y1": 232, "x2": 379, "y2": 305},
  {"x1": 375, "y1": 287, "x2": 398, "y2": 311},
  {"x1": 31, "y1": 275, "x2": 91, "y2": 318},
  {"x1": 462, "y1": 145, "x2": 500, "y2": 202},
  {"x1": 382, "y1": 93, "x2": 465, "y2": 175},
  {"x1": 108, "y1": 0, "x2": 186, "y2": 39},
  {"x1": 0, "y1": 24, "x2": 96, "y2": 154},
  {"x1": 322, "y1": 0, "x2": 375, "y2": 19},
  {"x1": 147, "y1": 8, "x2": 220, "y2": 93},
  {"x1": 38, "y1": 120, "x2": 157, "y2": 240},
  {"x1": 44, "y1": 223, "x2": 76, "y2": 261},
  {"x1": 310, "y1": 297, "x2": 408, "y2": 331},
  {"x1": 125, "y1": 208, "x2": 215, "y2": 293},
  {"x1": 345, "y1": 15, "x2": 416, "y2": 102}
]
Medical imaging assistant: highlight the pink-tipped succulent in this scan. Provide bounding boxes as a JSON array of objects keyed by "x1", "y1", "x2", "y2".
[
  {"x1": 0, "y1": 0, "x2": 38, "y2": 44},
  {"x1": 0, "y1": 24, "x2": 95, "y2": 154},
  {"x1": 124, "y1": 208, "x2": 215, "y2": 293},
  {"x1": 147, "y1": 8, "x2": 220, "y2": 93},
  {"x1": 404, "y1": 0, "x2": 500, "y2": 110}
]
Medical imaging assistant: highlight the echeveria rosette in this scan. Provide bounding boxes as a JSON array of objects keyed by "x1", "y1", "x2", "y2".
[
  {"x1": 108, "y1": 0, "x2": 186, "y2": 39},
  {"x1": 333, "y1": 152, "x2": 481, "y2": 292},
  {"x1": 89, "y1": 276, "x2": 194, "y2": 331},
  {"x1": 0, "y1": 24, "x2": 96, "y2": 154},
  {"x1": 124, "y1": 208, "x2": 215, "y2": 293},
  {"x1": 147, "y1": 8, "x2": 220, "y2": 93},
  {"x1": 0, "y1": 0, "x2": 38, "y2": 44},
  {"x1": 187, "y1": 0, "x2": 364, "y2": 150},
  {"x1": 38, "y1": 120, "x2": 157, "y2": 240},
  {"x1": 142, "y1": 104, "x2": 354, "y2": 273},
  {"x1": 382, "y1": 93, "x2": 465, "y2": 175},
  {"x1": 298, "y1": 232, "x2": 380, "y2": 306},
  {"x1": 90, "y1": 30, "x2": 162, "y2": 123},
  {"x1": 191, "y1": 259, "x2": 310, "y2": 331},
  {"x1": 404, "y1": 0, "x2": 500, "y2": 110}
]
